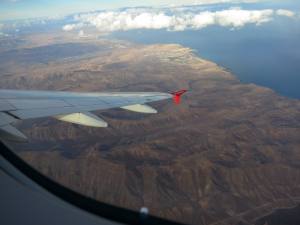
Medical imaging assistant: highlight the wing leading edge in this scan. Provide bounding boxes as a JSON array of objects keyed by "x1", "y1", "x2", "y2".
[{"x1": 0, "y1": 89, "x2": 186, "y2": 142}]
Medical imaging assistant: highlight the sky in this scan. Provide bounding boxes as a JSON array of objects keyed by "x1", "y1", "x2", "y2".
[
  {"x1": 0, "y1": 0, "x2": 299, "y2": 99},
  {"x1": 0, "y1": 0, "x2": 276, "y2": 21},
  {"x1": 0, "y1": 0, "x2": 299, "y2": 35},
  {"x1": 60, "y1": 7, "x2": 297, "y2": 33}
]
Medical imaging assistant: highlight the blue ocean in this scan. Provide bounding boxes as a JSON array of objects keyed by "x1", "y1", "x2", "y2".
[{"x1": 111, "y1": 17, "x2": 300, "y2": 99}]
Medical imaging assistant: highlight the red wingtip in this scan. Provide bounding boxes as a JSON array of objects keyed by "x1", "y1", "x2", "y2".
[{"x1": 171, "y1": 89, "x2": 187, "y2": 104}]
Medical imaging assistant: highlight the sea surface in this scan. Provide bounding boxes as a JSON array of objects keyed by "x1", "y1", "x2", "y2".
[{"x1": 111, "y1": 17, "x2": 300, "y2": 99}]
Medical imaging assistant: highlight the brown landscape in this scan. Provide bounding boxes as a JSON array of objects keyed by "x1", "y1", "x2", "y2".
[{"x1": 1, "y1": 32, "x2": 300, "y2": 225}]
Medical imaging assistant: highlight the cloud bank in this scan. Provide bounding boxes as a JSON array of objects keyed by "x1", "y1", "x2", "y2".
[
  {"x1": 62, "y1": 7, "x2": 296, "y2": 33},
  {"x1": 276, "y1": 9, "x2": 295, "y2": 18}
]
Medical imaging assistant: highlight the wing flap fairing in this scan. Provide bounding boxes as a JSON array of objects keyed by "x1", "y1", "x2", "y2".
[
  {"x1": 121, "y1": 104, "x2": 157, "y2": 114},
  {"x1": 55, "y1": 112, "x2": 108, "y2": 127}
]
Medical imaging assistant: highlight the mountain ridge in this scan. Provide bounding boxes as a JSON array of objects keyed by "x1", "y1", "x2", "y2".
[{"x1": 2, "y1": 36, "x2": 300, "y2": 225}]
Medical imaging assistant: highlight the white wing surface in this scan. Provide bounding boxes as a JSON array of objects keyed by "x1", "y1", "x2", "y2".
[{"x1": 0, "y1": 89, "x2": 176, "y2": 142}]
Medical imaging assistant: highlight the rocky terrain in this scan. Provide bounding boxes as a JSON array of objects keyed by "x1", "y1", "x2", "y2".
[{"x1": 1, "y1": 33, "x2": 300, "y2": 225}]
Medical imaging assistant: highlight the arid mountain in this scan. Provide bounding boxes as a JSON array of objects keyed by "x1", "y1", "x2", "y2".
[{"x1": 1, "y1": 35, "x2": 300, "y2": 225}]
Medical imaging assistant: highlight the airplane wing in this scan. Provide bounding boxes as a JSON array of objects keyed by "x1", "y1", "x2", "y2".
[{"x1": 0, "y1": 89, "x2": 186, "y2": 142}]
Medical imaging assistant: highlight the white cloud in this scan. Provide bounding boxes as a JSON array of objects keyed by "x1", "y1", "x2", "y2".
[
  {"x1": 215, "y1": 8, "x2": 273, "y2": 27},
  {"x1": 62, "y1": 23, "x2": 84, "y2": 31},
  {"x1": 276, "y1": 9, "x2": 295, "y2": 18},
  {"x1": 78, "y1": 30, "x2": 84, "y2": 36},
  {"x1": 62, "y1": 7, "x2": 295, "y2": 33}
]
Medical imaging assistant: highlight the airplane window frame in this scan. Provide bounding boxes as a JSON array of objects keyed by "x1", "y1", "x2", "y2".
[{"x1": 0, "y1": 140, "x2": 185, "y2": 225}]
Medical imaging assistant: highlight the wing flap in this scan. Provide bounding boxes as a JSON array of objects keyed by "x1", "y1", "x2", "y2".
[
  {"x1": 0, "y1": 100, "x2": 16, "y2": 111},
  {"x1": 0, "y1": 124, "x2": 27, "y2": 142},
  {"x1": 8, "y1": 103, "x2": 110, "y2": 120},
  {"x1": 0, "y1": 112, "x2": 18, "y2": 126}
]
